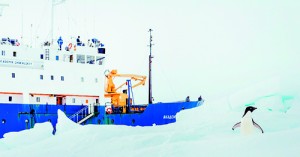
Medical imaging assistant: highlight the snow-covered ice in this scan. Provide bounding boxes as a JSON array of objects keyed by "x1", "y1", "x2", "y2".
[{"x1": 1, "y1": 87, "x2": 300, "y2": 157}]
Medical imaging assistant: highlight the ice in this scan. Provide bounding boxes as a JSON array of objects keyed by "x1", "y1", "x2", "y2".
[
  {"x1": 0, "y1": 122, "x2": 53, "y2": 151},
  {"x1": 55, "y1": 110, "x2": 81, "y2": 135},
  {"x1": 0, "y1": 93, "x2": 300, "y2": 157}
]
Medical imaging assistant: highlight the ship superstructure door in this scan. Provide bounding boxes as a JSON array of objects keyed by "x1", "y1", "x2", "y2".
[
  {"x1": 56, "y1": 97, "x2": 62, "y2": 105},
  {"x1": 56, "y1": 96, "x2": 66, "y2": 105},
  {"x1": 56, "y1": 96, "x2": 62, "y2": 105},
  {"x1": 70, "y1": 55, "x2": 73, "y2": 62}
]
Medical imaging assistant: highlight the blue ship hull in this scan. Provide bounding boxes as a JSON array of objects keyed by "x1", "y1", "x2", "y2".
[{"x1": 0, "y1": 101, "x2": 203, "y2": 138}]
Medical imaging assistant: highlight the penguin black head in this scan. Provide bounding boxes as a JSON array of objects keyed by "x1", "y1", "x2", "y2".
[{"x1": 243, "y1": 106, "x2": 257, "y2": 117}]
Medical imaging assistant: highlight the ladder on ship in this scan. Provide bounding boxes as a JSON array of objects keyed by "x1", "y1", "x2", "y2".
[
  {"x1": 69, "y1": 104, "x2": 95, "y2": 124},
  {"x1": 45, "y1": 49, "x2": 50, "y2": 60}
]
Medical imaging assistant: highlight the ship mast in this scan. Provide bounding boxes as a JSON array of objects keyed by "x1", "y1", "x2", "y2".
[
  {"x1": 51, "y1": 0, "x2": 65, "y2": 44},
  {"x1": 51, "y1": 0, "x2": 54, "y2": 44},
  {"x1": 148, "y1": 29, "x2": 154, "y2": 104}
]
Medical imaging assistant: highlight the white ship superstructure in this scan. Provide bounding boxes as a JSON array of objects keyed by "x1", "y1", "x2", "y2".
[
  {"x1": 0, "y1": 39, "x2": 106, "y2": 106},
  {"x1": 0, "y1": 0, "x2": 204, "y2": 139}
]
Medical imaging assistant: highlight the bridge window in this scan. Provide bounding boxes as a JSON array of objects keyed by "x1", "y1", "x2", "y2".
[
  {"x1": 61, "y1": 76, "x2": 64, "y2": 81},
  {"x1": 87, "y1": 55, "x2": 95, "y2": 64},
  {"x1": 1, "y1": 50, "x2": 5, "y2": 56},
  {"x1": 96, "y1": 56, "x2": 105, "y2": 65},
  {"x1": 13, "y1": 51, "x2": 17, "y2": 57},
  {"x1": 81, "y1": 77, "x2": 84, "y2": 82},
  {"x1": 40, "y1": 54, "x2": 44, "y2": 59},
  {"x1": 12, "y1": 73, "x2": 15, "y2": 78},
  {"x1": 77, "y1": 54, "x2": 85, "y2": 64},
  {"x1": 51, "y1": 75, "x2": 54, "y2": 80},
  {"x1": 56, "y1": 56, "x2": 59, "y2": 61},
  {"x1": 72, "y1": 98, "x2": 76, "y2": 103},
  {"x1": 40, "y1": 75, "x2": 43, "y2": 80}
]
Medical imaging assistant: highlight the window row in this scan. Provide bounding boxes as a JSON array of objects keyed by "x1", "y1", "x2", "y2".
[
  {"x1": 9, "y1": 73, "x2": 98, "y2": 83},
  {"x1": 39, "y1": 54, "x2": 104, "y2": 65},
  {"x1": 7, "y1": 96, "x2": 84, "y2": 104},
  {"x1": 1, "y1": 50, "x2": 17, "y2": 57},
  {"x1": 1, "y1": 50, "x2": 104, "y2": 65},
  {"x1": 35, "y1": 97, "x2": 75, "y2": 103},
  {"x1": 40, "y1": 75, "x2": 64, "y2": 81},
  {"x1": 10, "y1": 73, "x2": 65, "y2": 81}
]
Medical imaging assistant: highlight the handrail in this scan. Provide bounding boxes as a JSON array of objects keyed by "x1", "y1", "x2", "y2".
[{"x1": 69, "y1": 105, "x2": 89, "y2": 123}]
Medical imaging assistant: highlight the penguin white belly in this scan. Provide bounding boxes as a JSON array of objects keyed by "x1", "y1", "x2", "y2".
[{"x1": 240, "y1": 112, "x2": 254, "y2": 135}]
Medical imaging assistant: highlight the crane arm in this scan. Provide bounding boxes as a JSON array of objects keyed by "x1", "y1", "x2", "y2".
[{"x1": 105, "y1": 70, "x2": 146, "y2": 94}]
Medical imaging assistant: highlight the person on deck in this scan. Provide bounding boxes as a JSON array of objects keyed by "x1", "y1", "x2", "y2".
[
  {"x1": 198, "y1": 95, "x2": 203, "y2": 101},
  {"x1": 92, "y1": 38, "x2": 98, "y2": 44},
  {"x1": 57, "y1": 36, "x2": 63, "y2": 50},
  {"x1": 185, "y1": 96, "x2": 190, "y2": 102},
  {"x1": 76, "y1": 36, "x2": 84, "y2": 46},
  {"x1": 90, "y1": 38, "x2": 99, "y2": 47}
]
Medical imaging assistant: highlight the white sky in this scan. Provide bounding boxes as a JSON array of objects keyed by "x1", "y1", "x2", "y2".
[{"x1": 1, "y1": 0, "x2": 300, "y2": 103}]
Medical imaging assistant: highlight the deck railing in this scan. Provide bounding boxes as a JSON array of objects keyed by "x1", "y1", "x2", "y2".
[{"x1": 69, "y1": 104, "x2": 94, "y2": 123}]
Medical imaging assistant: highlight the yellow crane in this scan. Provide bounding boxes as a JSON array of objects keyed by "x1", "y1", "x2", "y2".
[{"x1": 104, "y1": 69, "x2": 147, "y2": 114}]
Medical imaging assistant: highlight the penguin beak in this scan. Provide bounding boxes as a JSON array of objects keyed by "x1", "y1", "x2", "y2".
[{"x1": 253, "y1": 107, "x2": 257, "y2": 110}]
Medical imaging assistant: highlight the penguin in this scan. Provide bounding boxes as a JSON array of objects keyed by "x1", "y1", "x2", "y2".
[{"x1": 232, "y1": 106, "x2": 264, "y2": 135}]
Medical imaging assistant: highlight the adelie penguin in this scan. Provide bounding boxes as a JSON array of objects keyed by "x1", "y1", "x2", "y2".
[{"x1": 232, "y1": 106, "x2": 264, "y2": 135}]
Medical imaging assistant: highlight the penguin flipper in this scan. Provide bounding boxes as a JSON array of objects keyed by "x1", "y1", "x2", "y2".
[
  {"x1": 232, "y1": 122, "x2": 241, "y2": 130},
  {"x1": 252, "y1": 119, "x2": 264, "y2": 133}
]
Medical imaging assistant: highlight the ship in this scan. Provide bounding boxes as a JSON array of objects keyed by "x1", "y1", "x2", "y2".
[{"x1": 0, "y1": 1, "x2": 203, "y2": 138}]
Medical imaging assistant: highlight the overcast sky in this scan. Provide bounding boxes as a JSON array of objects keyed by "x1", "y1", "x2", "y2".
[{"x1": 1, "y1": 0, "x2": 300, "y2": 103}]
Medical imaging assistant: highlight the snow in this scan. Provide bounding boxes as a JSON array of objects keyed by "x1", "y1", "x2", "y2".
[{"x1": 1, "y1": 89, "x2": 300, "y2": 156}]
